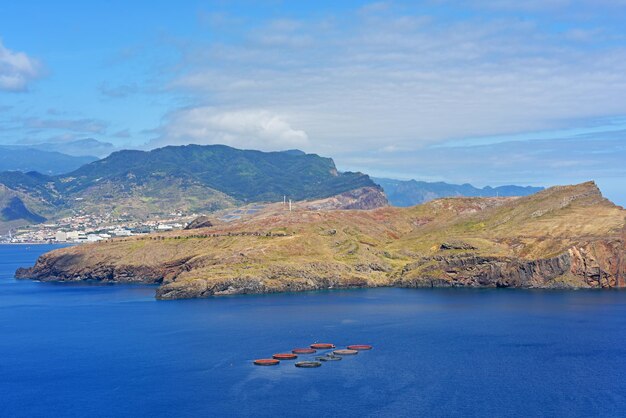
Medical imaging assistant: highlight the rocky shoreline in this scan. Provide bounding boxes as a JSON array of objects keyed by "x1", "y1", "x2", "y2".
[
  {"x1": 15, "y1": 239, "x2": 625, "y2": 300},
  {"x1": 395, "y1": 240, "x2": 625, "y2": 289}
]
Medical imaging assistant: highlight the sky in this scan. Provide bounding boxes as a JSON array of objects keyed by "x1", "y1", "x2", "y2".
[{"x1": 0, "y1": 0, "x2": 625, "y2": 205}]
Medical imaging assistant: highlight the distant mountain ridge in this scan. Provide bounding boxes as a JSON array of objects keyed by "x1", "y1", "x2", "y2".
[
  {"x1": 0, "y1": 146, "x2": 97, "y2": 175},
  {"x1": 20, "y1": 138, "x2": 117, "y2": 158},
  {"x1": 0, "y1": 144, "x2": 385, "y2": 230},
  {"x1": 374, "y1": 177, "x2": 544, "y2": 207}
]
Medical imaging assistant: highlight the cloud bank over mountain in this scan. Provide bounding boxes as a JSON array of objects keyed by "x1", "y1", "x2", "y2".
[{"x1": 150, "y1": 107, "x2": 309, "y2": 151}]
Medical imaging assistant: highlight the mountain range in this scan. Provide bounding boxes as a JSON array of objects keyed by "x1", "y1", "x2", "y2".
[
  {"x1": 24, "y1": 138, "x2": 118, "y2": 158},
  {"x1": 374, "y1": 178, "x2": 544, "y2": 206},
  {"x1": 0, "y1": 146, "x2": 97, "y2": 175},
  {"x1": 0, "y1": 144, "x2": 384, "y2": 229},
  {"x1": 0, "y1": 143, "x2": 558, "y2": 234}
]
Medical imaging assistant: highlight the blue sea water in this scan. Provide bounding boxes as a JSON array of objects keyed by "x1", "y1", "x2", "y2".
[{"x1": 2, "y1": 245, "x2": 626, "y2": 417}]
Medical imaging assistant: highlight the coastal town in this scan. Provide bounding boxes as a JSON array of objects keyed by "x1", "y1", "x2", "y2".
[
  {"x1": 0, "y1": 212, "x2": 194, "y2": 244},
  {"x1": 0, "y1": 203, "x2": 269, "y2": 244}
]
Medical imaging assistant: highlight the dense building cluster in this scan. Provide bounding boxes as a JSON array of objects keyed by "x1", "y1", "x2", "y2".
[{"x1": 1, "y1": 213, "x2": 191, "y2": 244}]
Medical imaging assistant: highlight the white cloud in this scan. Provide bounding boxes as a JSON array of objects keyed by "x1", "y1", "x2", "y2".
[
  {"x1": 138, "y1": 2, "x2": 626, "y2": 203},
  {"x1": 458, "y1": 0, "x2": 626, "y2": 12},
  {"x1": 163, "y1": 9, "x2": 626, "y2": 159},
  {"x1": 151, "y1": 107, "x2": 309, "y2": 151},
  {"x1": 0, "y1": 39, "x2": 42, "y2": 92}
]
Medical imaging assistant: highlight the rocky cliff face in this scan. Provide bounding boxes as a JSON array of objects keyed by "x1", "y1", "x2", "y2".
[
  {"x1": 568, "y1": 240, "x2": 626, "y2": 288},
  {"x1": 15, "y1": 252, "x2": 166, "y2": 284},
  {"x1": 184, "y1": 216, "x2": 213, "y2": 230},
  {"x1": 395, "y1": 239, "x2": 625, "y2": 289},
  {"x1": 303, "y1": 186, "x2": 389, "y2": 210},
  {"x1": 154, "y1": 262, "x2": 384, "y2": 300},
  {"x1": 17, "y1": 238, "x2": 624, "y2": 299}
]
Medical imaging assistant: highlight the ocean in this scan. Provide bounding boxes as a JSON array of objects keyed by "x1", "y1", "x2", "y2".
[{"x1": 1, "y1": 244, "x2": 626, "y2": 417}]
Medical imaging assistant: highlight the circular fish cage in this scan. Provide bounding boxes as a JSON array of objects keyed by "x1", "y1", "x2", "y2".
[
  {"x1": 253, "y1": 359, "x2": 280, "y2": 366},
  {"x1": 295, "y1": 361, "x2": 322, "y2": 368},
  {"x1": 310, "y1": 343, "x2": 335, "y2": 349},
  {"x1": 292, "y1": 348, "x2": 316, "y2": 354},
  {"x1": 273, "y1": 353, "x2": 297, "y2": 360},
  {"x1": 347, "y1": 345, "x2": 373, "y2": 351},
  {"x1": 316, "y1": 355, "x2": 342, "y2": 362},
  {"x1": 333, "y1": 349, "x2": 358, "y2": 356}
]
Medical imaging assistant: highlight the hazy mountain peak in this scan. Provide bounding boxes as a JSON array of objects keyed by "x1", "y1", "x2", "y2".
[
  {"x1": 0, "y1": 145, "x2": 97, "y2": 175},
  {"x1": 374, "y1": 177, "x2": 544, "y2": 207},
  {"x1": 20, "y1": 138, "x2": 117, "y2": 158}
]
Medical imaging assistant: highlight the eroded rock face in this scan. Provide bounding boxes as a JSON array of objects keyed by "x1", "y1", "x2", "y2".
[
  {"x1": 155, "y1": 263, "x2": 375, "y2": 300},
  {"x1": 15, "y1": 262, "x2": 164, "y2": 284},
  {"x1": 13, "y1": 252, "x2": 188, "y2": 284},
  {"x1": 340, "y1": 187, "x2": 390, "y2": 210},
  {"x1": 396, "y1": 254, "x2": 573, "y2": 288},
  {"x1": 304, "y1": 187, "x2": 389, "y2": 210},
  {"x1": 440, "y1": 241, "x2": 477, "y2": 251},
  {"x1": 568, "y1": 240, "x2": 626, "y2": 288},
  {"x1": 396, "y1": 240, "x2": 625, "y2": 289},
  {"x1": 185, "y1": 216, "x2": 213, "y2": 230}
]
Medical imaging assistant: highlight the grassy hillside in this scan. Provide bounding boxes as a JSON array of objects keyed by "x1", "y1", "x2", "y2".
[{"x1": 18, "y1": 182, "x2": 626, "y2": 298}]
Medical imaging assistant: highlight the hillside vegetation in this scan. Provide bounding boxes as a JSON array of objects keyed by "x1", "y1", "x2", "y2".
[
  {"x1": 0, "y1": 145, "x2": 385, "y2": 228},
  {"x1": 17, "y1": 181, "x2": 626, "y2": 299}
]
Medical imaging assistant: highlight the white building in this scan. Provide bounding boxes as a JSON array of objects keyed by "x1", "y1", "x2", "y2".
[
  {"x1": 111, "y1": 228, "x2": 132, "y2": 237},
  {"x1": 66, "y1": 231, "x2": 82, "y2": 241},
  {"x1": 55, "y1": 231, "x2": 68, "y2": 242},
  {"x1": 55, "y1": 231, "x2": 85, "y2": 242},
  {"x1": 87, "y1": 234, "x2": 103, "y2": 242}
]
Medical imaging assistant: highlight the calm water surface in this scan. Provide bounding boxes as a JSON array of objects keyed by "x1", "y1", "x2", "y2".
[{"x1": 1, "y1": 244, "x2": 626, "y2": 417}]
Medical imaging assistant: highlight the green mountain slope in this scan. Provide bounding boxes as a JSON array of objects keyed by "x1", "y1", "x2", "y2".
[
  {"x1": 62, "y1": 145, "x2": 375, "y2": 201},
  {"x1": 0, "y1": 144, "x2": 384, "y2": 227}
]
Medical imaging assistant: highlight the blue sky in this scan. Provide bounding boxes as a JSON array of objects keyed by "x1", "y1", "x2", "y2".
[{"x1": 1, "y1": 0, "x2": 625, "y2": 204}]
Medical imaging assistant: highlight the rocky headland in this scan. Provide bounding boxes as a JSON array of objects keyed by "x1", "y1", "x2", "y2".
[{"x1": 16, "y1": 182, "x2": 625, "y2": 299}]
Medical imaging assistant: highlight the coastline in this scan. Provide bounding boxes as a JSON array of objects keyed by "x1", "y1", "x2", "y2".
[{"x1": 1, "y1": 242, "x2": 68, "y2": 245}]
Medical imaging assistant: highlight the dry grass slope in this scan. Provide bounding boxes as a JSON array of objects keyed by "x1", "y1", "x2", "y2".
[{"x1": 16, "y1": 181, "x2": 626, "y2": 298}]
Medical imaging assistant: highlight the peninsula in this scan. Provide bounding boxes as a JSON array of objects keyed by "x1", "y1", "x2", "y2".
[{"x1": 16, "y1": 181, "x2": 625, "y2": 299}]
